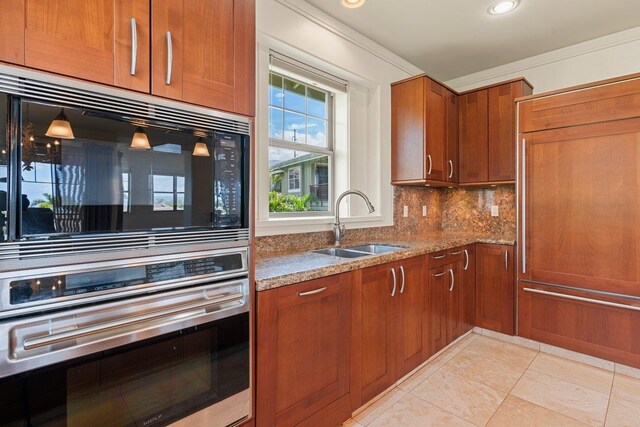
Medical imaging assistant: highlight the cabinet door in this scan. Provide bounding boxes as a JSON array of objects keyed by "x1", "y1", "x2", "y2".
[
  {"x1": 391, "y1": 77, "x2": 425, "y2": 183},
  {"x1": 0, "y1": 0, "x2": 25, "y2": 65},
  {"x1": 428, "y1": 266, "x2": 448, "y2": 355},
  {"x1": 257, "y1": 274, "x2": 352, "y2": 427},
  {"x1": 523, "y1": 119, "x2": 640, "y2": 297},
  {"x1": 425, "y1": 79, "x2": 447, "y2": 181},
  {"x1": 461, "y1": 244, "x2": 476, "y2": 334},
  {"x1": 23, "y1": 0, "x2": 149, "y2": 91},
  {"x1": 458, "y1": 90, "x2": 488, "y2": 183},
  {"x1": 447, "y1": 261, "x2": 463, "y2": 343},
  {"x1": 488, "y1": 82, "x2": 531, "y2": 181},
  {"x1": 446, "y1": 88, "x2": 459, "y2": 183},
  {"x1": 152, "y1": 0, "x2": 255, "y2": 116},
  {"x1": 396, "y1": 256, "x2": 427, "y2": 378},
  {"x1": 355, "y1": 263, "x2": 397, "y2": 405},
  {"x1": 476, "y1": 244, "x2": 514, "y2": 335}
]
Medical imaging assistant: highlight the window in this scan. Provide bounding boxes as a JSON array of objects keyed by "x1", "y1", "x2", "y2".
[
  {"x1": 268, "y1": 70, "x2": 333, "y2": 214},
  {"x1": 152, "y1": 175, "x2": 185, "y2": 211}
]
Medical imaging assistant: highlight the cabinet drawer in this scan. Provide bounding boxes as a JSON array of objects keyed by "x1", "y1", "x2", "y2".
[
  {"x1": 447, "y1": 247, "x2": 465, "y2": 263},
  {"x1": 518, "y1": 282, "x2": 640, "y2": 368},
  {"x1": 428, "y1": 250, "x2": 449, "y2": 268}
]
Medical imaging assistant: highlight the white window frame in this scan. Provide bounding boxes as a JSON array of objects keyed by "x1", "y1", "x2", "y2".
[{"x1": 287, "y1": 166, "x2": 301, "y2": 192}]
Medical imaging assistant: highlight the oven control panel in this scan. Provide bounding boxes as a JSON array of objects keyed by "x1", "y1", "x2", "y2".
[{"x1": 9, "y1": 252, "x2": 245, "y2": 306}]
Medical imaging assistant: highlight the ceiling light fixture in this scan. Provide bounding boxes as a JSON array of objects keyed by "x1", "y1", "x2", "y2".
[
  {"x1": 341, "y1": 0, "x2": 365, "y2": 9},
  {"x1": 487, "y1": 0, "x2": 520, "y2": 15},
  {"x1": 130, "y1": 126, "x2": 151, "y2": 150},
  {"x1": 45, "y1": 108, "x2": 75, "y2": 139}
]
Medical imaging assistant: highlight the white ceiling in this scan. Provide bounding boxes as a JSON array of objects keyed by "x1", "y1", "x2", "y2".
[{"x1": 303, "y1": 0, "x2": 640, "y2": 81}]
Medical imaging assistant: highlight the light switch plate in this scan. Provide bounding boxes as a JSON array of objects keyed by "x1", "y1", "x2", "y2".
[
  {"x1": 403, "y1": 206, "x2": 409, "y2": 217},
  {"x1": 491, "y1": 205, "x2": 499, "y2": 217},
  {"x1": 422, "y1": 205, "x2": 427, "y2": 217}
]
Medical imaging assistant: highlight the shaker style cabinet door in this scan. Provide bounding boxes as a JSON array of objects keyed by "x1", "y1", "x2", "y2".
[
  {"x1": 428, "y1": 266, "x2": 448, "y2": 355},
  {"x1": 257, "y1": 273, "x2": 352, "y2": 427},
  {"x1": 476, "y1": 244, "x2": 515, "y2": 335},
  {"x1": 151, "y1": 0, "x2": 255, "y2": 116},
  {"x1": 21, "y1": 0, "x2": 150, "y2": 91},
  {"x1": 458, "y1": 89, "x2": 489, "y2": 183},
  {"x1": 425, "y1": 79, "x2": 447, "y2": 182}
]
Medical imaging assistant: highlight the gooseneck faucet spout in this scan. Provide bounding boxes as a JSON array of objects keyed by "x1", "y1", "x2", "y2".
[{"x1": 334, "y1": 190, "x2": 375, "y2": 246}]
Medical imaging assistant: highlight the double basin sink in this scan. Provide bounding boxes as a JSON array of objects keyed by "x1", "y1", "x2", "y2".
[{"x1": 311, "y1": 244, "x2": 405, "y2": 258}]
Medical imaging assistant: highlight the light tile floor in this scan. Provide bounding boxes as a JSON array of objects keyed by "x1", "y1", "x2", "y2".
[{"x1": 343, "y1": 333, "x2": 640, "y2": 427}]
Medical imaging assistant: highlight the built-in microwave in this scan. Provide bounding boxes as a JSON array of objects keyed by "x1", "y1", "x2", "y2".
[{"x1": 0, "y1": 66, "x2": 251, "y2": 264}]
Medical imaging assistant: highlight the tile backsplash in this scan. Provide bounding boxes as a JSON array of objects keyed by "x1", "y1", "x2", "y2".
[{"x1": 255, "y1": 185, "x2": 516, "y2": 255}]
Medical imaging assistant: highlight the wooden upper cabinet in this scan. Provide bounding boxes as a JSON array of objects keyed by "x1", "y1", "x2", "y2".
[
  {"x1": 0, "y1": 0, "x2": 25, "y2": 65},
  {"x1": 391, "y1": 75, "x2": 454, "y2": 185},
  {"x1": 488, "y1": 81, "x2": 533, "y2": 181},
  {"x1": 257, "y1": 273, "x2": 352, "y2": 427},
  {"x1": 425, "y1": 79, "x2": 447, "y2": 181},
  {"x1": 476, "y1": 244, "x2": 515, "y2": 335},
  {"x1": 21, "y1": 0, "x2": 150, "y2": 92},
  {"x1": 151, "y1": 0, "x2": 255, "y2": 116},
  {"x1": 458, "y1": 89, "x2": 488, "y2": 183}
]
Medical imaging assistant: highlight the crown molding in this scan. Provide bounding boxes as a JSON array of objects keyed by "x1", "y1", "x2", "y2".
[
  {"x1": 271, "y1": 0, "x2": 423, "y2": 77},
  {"x1": 445, "y1": 26, "x2": 640, "y2": 91}
]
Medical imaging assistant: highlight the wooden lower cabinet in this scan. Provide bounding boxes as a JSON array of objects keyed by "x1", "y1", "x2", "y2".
[
  {"x1": 461, "y1": 244, "x2": 476, "y2": 334},
  {"x1": 476, "y1": 244, "x2": 515, "y2": 335},
  {"x1": 518, "y1": 283, "x2": 640, "y2": 369},
  {"x1": 351, "y1": 256, "x2": 427, "y2": 408},
  {"x1": 256, "y1": 273, "x2": 352, "y2": 427}
]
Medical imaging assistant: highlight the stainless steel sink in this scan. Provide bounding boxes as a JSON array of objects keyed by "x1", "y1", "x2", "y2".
[
  {"x1": 345, "y1": 244, "x2": 405, "y2": 254},
  {"x1": 311, "y1": 248, "x2": 371, "y2": 258}
]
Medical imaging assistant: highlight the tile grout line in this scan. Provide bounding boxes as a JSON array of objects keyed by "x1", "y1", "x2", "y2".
[{"x1": 603, "y1": 372, "x2": 616, "y2": 426}]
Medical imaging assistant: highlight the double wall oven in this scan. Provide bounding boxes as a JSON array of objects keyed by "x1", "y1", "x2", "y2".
[{"x1": 0, "y1": 65, "x2": 252, "y2": 427}]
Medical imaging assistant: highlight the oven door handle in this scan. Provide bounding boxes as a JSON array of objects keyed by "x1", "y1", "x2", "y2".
[{"x1": 22, "y1": 292, "x2": 244, "y2": 351}]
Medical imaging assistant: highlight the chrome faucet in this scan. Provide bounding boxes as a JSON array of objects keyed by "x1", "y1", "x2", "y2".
[{"x1": 334, "y1": 190, "x2": 375, "y2": 246}]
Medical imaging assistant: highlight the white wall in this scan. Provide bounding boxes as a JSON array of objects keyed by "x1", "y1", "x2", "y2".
[
  {"x1": 255, "y1": 0, "x2": 422, "y2": 236},
  {"x1": 445, "y1": 26, "x2": 640, "y2": 93}
]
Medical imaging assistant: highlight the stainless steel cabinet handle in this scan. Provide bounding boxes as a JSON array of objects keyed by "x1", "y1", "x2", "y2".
[
  {"x1": 433, "y1": 272, "x2": 445, "y2": 277},
  {"x1": 165, "y1": 31, "x2": 173, "y2": 85},
  {"x1": 399, "y1": 266, "x2": 405, "y2": 294},
  {"x1": 427, "y1": 154, "x2": 432, "y2": 175},
  {"x1": 298, "y1": 287, "x2": 327, "y2": 297},
  {"x1": 521, "y1": 138, "x2": 526, "y2": 273},
  {"x1": 463, "y1": 249, "x2": 469, "y2": 270},
  {"x1": 450, "y1": 250, "x2": 462, "y2": 255},
  {"x1": 130, "y1": 18, "x2": 137, "y2": 75},
  {"x1": 523, "y1": 287, "x2": 640, "y2": 313},
  {"x1": 448, "y1": 160, "x2": 453, "y2": 178},
  {"x1": 391, "y1": 268, "x2": 397, "y2": 297},
  {"x1": 23, "y1": 292, "x2": 243, "y2": 351},
  {"x1": 505, "y1": 249, "x2": 509, "y2": 271},
  {"x1": 448, "y1": 269, "x2": 455, "y2": 291},
  {"x1": 433, "y1": 254, "x2": 446, "y2": 260}
]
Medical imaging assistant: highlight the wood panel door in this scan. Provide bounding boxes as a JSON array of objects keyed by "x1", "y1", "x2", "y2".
[
  {"x1": 446, "y1": 88, "x2": 459, "y2": 183},
  {"x1": 488, "y1": 82, "x2": 531, "y2": 181},
  {"x1": 23, "y1": 0, "x2": 150, "y2": 91},
  {"x1": 355, "y1": 263, "x2": 397, "y2": 404},
  {"x1": 391, "y1": 76, "x2": 425, "y2": 183},
  {"x1": 256, "y1": 273, "x2": 352, "y2": 427},
  {"x1": 447, "y1": 261, "x2": 463, "y2": 343},
  {"x1": 151, "y1": 0, "x2": 255, "y2": 116},
  {"x1": 0, "y1": 0, "x2": 25, "y2": 65},
  {"x1": 428, "y1": 266, "x2": 448, "y2": 355},
  {"x1": 425, "y1": 79, "x2": 447, "y2": 182},
  {"x1": 523, "y1": 119, "x2": 640, "y2": 296},
  {"x1": 461, "y1": 244, "x2": 476, "y2": 334},
  {"x1": 458, "y1": 90, "x2": 488, "y2": 183},
  {"x1": 518, "y1": 282, "x2": 640, "y2": 369},
  {"x1": 476, "y1": 244, "x2": 515, "y2": 335},
  {"x1": 396, "y1": 256, "x2": 427, "y2": 378}
]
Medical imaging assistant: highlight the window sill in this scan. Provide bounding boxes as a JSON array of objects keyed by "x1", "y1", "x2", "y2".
[{"x1": 255, "y1": 214, "x2": 389, "y2": 237}]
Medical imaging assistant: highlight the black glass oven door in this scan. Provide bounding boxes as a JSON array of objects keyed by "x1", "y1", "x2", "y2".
[{"x1": 0, "y1": 312, "x2": 249, "y2": 427}]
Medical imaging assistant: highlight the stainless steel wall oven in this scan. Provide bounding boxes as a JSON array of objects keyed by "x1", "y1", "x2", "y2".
[{"x1": 0, "y1": 66, "x2": 252, "y2": 427}]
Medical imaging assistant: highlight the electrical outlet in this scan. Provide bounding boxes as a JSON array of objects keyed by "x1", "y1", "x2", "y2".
[
  {"x1": 422, "y1": 205, "x2": 427, "y2": 217},
  {"x1": 403, "y1": 205, "x2": 409, "y2": 217},
  {"x1": 491, "y1": 205, "x2": 499, "y2": 217}
]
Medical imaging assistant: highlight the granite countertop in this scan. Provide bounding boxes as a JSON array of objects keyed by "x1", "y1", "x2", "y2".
[{"x1": 255, "y1": 232, "x2": 515, "y2": 291}]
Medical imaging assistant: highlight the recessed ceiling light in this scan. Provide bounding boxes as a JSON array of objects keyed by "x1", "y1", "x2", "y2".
[
  {"x1": 341, "y1": 0, "x2": 365, "y2": 9},
  {"x1": 488, "y1": 0, "x2": 520, "y2": 15}
]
